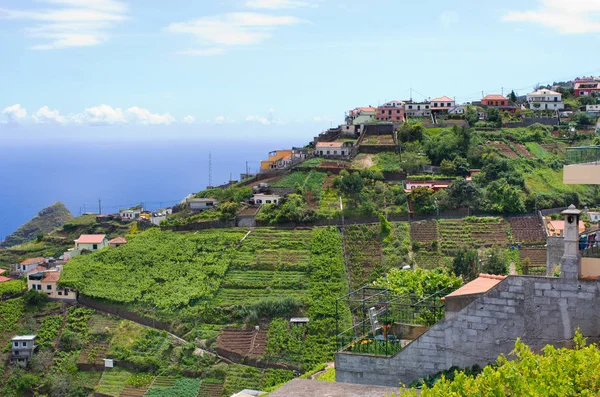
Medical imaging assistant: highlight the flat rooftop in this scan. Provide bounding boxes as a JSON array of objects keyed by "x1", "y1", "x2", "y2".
[{"x1": 267, "y1": 379, "x2": 405, "y2": 397}]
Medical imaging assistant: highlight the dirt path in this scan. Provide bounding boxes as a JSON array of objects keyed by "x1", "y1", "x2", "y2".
[{"x1": 353, "y1": 154, "x2": 375, "y2": 169}]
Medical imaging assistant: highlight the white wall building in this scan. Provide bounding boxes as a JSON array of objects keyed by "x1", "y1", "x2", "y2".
[
  {"x1": 586, "y1": 105, "x2": 600, "y2": 113},
  {"x1": 252, "y1": 194, "x2": 282, "y2": 205},
  {"x1": 74, "y1": 234, "x2": 109, "y2": 252},
  {"x1": 120, "y1": 208, "x2": 142, "y2": 220},
  {"x1": 404, "y1": 102, "x2": 431, "y2": 117},
  {"x1": 187, "y1": 198, "x2": 219, "y2": 211},
  {"x1": 527, "y1": 89, "x2": 564, "y2": 111}
]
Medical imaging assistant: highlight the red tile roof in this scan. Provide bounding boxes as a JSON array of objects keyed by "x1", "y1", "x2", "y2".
[
  {"x1": 357, "y1": 107, "x2": 376, "y2": 112},
  {"x1": 74, "y1": 234, "x2": 107, "y2": 244},
  {"x1": 30, "y1": 266, "x2": 47, "y2": 273},
  {"x1": 109, "y1": 237, "x2": 128, "y2": 244},
  {"x1": 0, "y1": 276, "x2": 12, "y2": 283},
  {"x1": 431, "y1": 96, "x2": 454, "y2": 102},
  {"x1": 482, "y1": 94, "x2": 508, "y2": 101},
  {"x1": 444, "y1": 274, "x2": 507, "y2": 299},
  {"x1": 41, "y1": 272, "x2": 60, "y2": 283},
  {"x1": 20, "y1": 257, "x2": 46, "y2": 266}
]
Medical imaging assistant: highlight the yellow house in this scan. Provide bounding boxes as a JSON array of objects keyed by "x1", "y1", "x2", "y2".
[
  {"x1": 74, "y1": 234, "x2": 109, "y2": 251},
  {"x1": 260, "y1": 150, "x2": 293, "y2": 171},
  {"x1": 27, "y1": 270, "x2": 76, "y2": 301}
]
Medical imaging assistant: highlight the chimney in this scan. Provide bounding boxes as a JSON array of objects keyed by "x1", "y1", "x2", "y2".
[{"x1": 561, "y1": 204, "x2": 582, "y2": 280}]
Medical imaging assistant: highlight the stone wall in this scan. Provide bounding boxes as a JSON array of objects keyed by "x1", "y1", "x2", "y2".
[
  {"x1": 336, "y1": 276, "x2": 600, "y2": 386},
  {"x1": 547, "y1": 235, "x2": 564, "y2": 274}
]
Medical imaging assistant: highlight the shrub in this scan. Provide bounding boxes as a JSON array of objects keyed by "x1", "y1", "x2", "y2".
[{"x1": 23, "y1": 289, "x2": 48, "y2": 306}]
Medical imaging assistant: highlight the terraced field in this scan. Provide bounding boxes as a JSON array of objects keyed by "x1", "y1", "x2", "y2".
[
  {"x1": 509, "y1": 216, "x2": 546, "y2": 245},
  {"x1": 96, "y1": 368, "x2": 133, "y2": 396},
  {"x1": 438, "y1": 217, "x2": 510, "y2": 254},
  {"x1": 520, "y1": 248, "x2": 547, "y2": 275},
  {"x1": 216, "y1": 328, "x2": 267, "y2": 358},
  {"x1": 488, "y1": 141, "x2": 519, "y2": 158},
  {"x1": 414, "y1": 251, "x2": 448, "y2": 270},
  {"x1": 344, "y1": 224, "x2": 383, "y2": 289},
  {"x1": 213, "y1": 229, "x2": 313, "y2": 306},
  {"x1": 512, "y1": 143, "x2": 535, "y2": 159},
  {"x1": 410, "y1": 220, "x2": 439, "y2": 244},
  {"x1": 197, "y1": 381, "x2": 224, "y2": 397}
]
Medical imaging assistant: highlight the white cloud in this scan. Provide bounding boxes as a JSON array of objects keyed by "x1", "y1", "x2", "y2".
[
  {"x1": 33, "y1": 106, "x2": 66, "y2": 123},
  {"x1": 1, "y1": 104, "x2": 28, "y2": 123},
  {"x1": 126, "y1": 106, "x2": 175, "y2": 125},
  {"x1": 439, "y1": 11, "x2": 459, "y2": 28},
  {"x1": 245, "y1": 0, "x2": 316, "y2": 9},
  {"x1": 70, "y1": 104, "x2": 126, "y2": 125},
  {"x1": 0, "y1": 0, "x2": 128, "y2": 49},
  {"x1": 166, "y1": 12, "x2": 301, "y2": 55},
  {"x1": 182, "y1": 115, "x2": 196, "y2": 124},
  {"x1": 215, "y1": 115, "x2": 226, "y2": 124},
  {"x1": 245, "y1": 115, "x2": 271, "y2": 124},
  {"x1": 503, "y1": 0, "x2": 600, "y2": 34},
  {"x1": 175, "y1": 48, "x2": 226, "y2": 56}
]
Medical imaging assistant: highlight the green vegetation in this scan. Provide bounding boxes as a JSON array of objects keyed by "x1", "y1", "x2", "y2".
[
  {"x1": 96, "y1": 368, "x2": 133, "y2": 396},
  {"x1": 0, "y1": 279, "x2": 26, "y2": 297},
  {"x1": 397, "y1": 332, "x2": 600, "y2": 396},
  {"x1": 1, "y1": 202, "x2": 73, "y2": 248},
  {"x1": 374, "y1": 267, "x2": 461, "y2": 298},
  {"x1": 146, "y1": 378, "x2": 201, "y2": 397}
]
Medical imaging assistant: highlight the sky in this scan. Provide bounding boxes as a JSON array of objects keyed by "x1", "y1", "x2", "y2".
[{"x1": 2, "y1": 0, "x2": 600, "y2": 136}]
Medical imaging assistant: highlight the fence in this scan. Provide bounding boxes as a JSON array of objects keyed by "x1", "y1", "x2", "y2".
[
  {"x1": 336, "y1": 287, "x2": 447, "y2": 357},
  {"x1": 566, "y1": 146, "x2": 600, "y2": 165}
]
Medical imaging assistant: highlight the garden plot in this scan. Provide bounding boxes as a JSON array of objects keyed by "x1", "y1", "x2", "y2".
[
  {"x1": 512, "y1": 143, "x2": 536, "y2": 159},
  {"x1": 344, "y1": 224, "x2": 383, "y2": 289},
  {"x1": 487, "y1": 141, "x2": 519, "y2": 158},
  {"x1": 509, "y1": 216, "x2": 546, "y2": 245},
  {"x1": 216, "y1": 328, "x2": 267, "y2": 358},
  {"x1": 145, "y1": 378, "x2": 201, "y2": 397},
  {"x1": 541, "y1": 142, "x2": 567, "y2": 157},
  {"x1": 96, "y1": 368, "x2": 133, "y2": 396},
  {"x1": 414, "y1": 251, "x2": 447, "y2": 270},
  {"x1": 438, "y1": 217, "x2": 510, "y2": 254},
  {"x1": 197, "y1": 381, "x2": 224, "y2": 397},
  {"x1": 410, "y1": 220, "x2": 439, "y2": 244},
  {"x1": 214, "y1": 229, "x2": 313, "y2": 306},
  {"x1": 362, "y1": 134, "x2": 395, "y2": 145},
  {"x1": 520, "y1": 248, "x2": 547, "y2": 275}
]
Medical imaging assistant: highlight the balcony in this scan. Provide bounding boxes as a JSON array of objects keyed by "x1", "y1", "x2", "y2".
[{"x1": 564, "y1": 146, "x2": 600, "y2": 184}]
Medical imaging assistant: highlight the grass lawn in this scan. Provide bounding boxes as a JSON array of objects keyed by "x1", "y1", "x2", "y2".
[{"x1": 525, "y1": 142, "x2": 550, "y2": 159}]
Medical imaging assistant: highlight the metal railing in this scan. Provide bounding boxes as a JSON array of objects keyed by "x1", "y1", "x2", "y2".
[
  {"x1": 335, "y1": 287, "x2": 448, "y2": 357},
  {"x1": 566, "y1": 146, "x2": 600, "y2": 165}
]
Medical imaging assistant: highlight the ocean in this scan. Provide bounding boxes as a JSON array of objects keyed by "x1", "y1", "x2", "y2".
[{"x1": 0, "y1": 132, "x2": 310, "y2": 240}]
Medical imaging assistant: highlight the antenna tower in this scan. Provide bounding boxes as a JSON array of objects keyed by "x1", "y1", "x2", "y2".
[{"x1": 208, "y1": 152, "x2": 213, "y2": 187}]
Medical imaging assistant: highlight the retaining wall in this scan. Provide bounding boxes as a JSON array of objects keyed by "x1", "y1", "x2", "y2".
[
  {"x1": 547, "y1": 236, "x2": 564, "y2": 274},
  {"x1": 336, "y1": 276, "x2": 600, "y2": 386}
]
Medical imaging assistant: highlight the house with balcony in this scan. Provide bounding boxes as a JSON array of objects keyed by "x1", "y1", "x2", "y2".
[
  {"x1": 574, "y1": 81, "x2": 600, "y2": 97},
  {"x1": 527, "y1": 89, "x2": 564, "y2": 111},
  {"x1": 376, "y1": 101, "x2": 405, "y2": 122},
  {"x1": 404, "y1": 101, "x2": 431, "y2": 117},
  {"x1": 260, "y1": 149, "x2": 307, "y2": 171},
  {"x1": 314, "y1": 141, "x2": 352, "y2": 157},
  {"x1": 27, "y1": 268, "x2": 76, "y2": 301},
  {"x1": 346, "y1": 107, "x2": 377, "y2": 125},
  {"x1": 481, "y1": 94, "x2": 520, "y2": 113},
  {"x1": 430, "y1": 96, "x2": 455, "y2": 112},
  {"x1": 10, "y1": 335, "x2": 37, "y2": 367}
]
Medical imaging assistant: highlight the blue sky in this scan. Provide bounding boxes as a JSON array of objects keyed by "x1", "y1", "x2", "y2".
[{"x1": 2, "y1": 0, "x2": 600, "y2": 137}]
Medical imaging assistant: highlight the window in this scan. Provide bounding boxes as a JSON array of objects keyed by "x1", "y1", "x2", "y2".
[
  {"x1": 13, "y1": 342, "x2": 18, "y2": 348},
  {"x1": 334, "y1": 151, "x2": 337, "y2": 155},
  {"x1": 92, "y1": 244, "x2": 98, "y2": 250},
  {"x1": 266, "y1": 200, "x2": 271, "y2": 204},
  {"x1": 22, "y1": 342, "x2": 27, "y2": 347},
  {"x1": 448, "y1": 103, "x2": 452, "y2": 107},
  {"x1": 58, "y1": 291, "x2": 62, "y2": 296},
  {"x1": 397, "y1": 110, "x2": 400, "y2": 114},
  {"x1": 417, "y1": 105, "x2": 421, "y2": 110},
  {"x1": 22, "y1": 265, "x2": 25, "y2": 271},
  {"x1": 581, "y1": 91, "x2": 585, "y2": 95},
  {"x1": 37, "y1": 285, "x2": 41, "y2": 291},
  {"x1": 408, "y1": 105, "x2": 413, "y2": 109},
  {"x1": 13, "y1": 351, "x2": 18, "y2": 355},
  {"x1": 554, "y1": 97, "x2": 558, "y2": 102},
  {"x1": 433, "y1": 103, "x2": 438, "y2": 107},
  {"x1": 327, "y1": 150, "x2": 330, "y2": 155},
  {"x1": 388, "y1": 110, "x2": 392, "y2": 115},
  {"x1": 47, "y1": 285, "x2": 52, "y2": 290}
]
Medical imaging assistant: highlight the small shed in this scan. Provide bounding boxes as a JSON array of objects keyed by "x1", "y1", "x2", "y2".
[
  {"x1": 187, "y1": 198, "x2": 219, "y2": 211},
  {"x1": 289, "y1": 317, "x2": 309, "y2": 326},
  {"x1": 442, "y1": 274, "x2": 506, "y2": 317}
]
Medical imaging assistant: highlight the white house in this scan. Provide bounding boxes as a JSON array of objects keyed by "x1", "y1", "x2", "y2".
[
  {"x1": 17, "y1": 257, "x2": 46, "y2": 274},
  {"x1": 187, "y1": 198, "x2": 219, "y2": 211},
  {"x1": 27, "y1": 268, "x2": 76, "y2": 302},
  {"x1": 588, "y1": 212, "x2": 600, "y2": 222},
  {"x1": 251, "y1": 194, "x2": 281, "y2": 205},
  {"x1": 74, "y1": 234, "x2": 109, "y2": 252},
  {"x1": 448, "y1": 105, "x2": 466, "y2": 115},
  {"x1": 314, "y1": 142, "x2": 349, "y2": 157},
  {"x1": 586, "y1": 105, "x2": 600, "y2": 113},
  {"x1": 404, "y1": 101, "x2": 431, "y2": 117},
  {"x1": 430, "y1": 96, "x2": 455, "y2": 111},
  {"x1": 527, "y1": 89, "x2": 564, "y2": 111},
  {"x1": 120, "y1": 208, "x2": 143, "y2": 221},
  {"x1": 10, "y1": 335, "x2": 37, "y2": 367}
]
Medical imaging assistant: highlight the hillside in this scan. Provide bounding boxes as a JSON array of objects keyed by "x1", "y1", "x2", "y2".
[{"x1": 1, "y1": 202, "x2": 73, "y2": 248}]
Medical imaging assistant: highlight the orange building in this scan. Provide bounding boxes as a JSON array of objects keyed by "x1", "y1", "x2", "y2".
[
  {"x1": 481, "y1": 94, "x2": 509, "y2": 107},
  {"x1": 260, "y1": 150, "x2": 293, "y2": 171}
]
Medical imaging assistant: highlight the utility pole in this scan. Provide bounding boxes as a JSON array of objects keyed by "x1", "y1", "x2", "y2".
[
  {"x1": 502, "y1": 86, "x2": 504, "y2": 96},
  {"x1": 83, "y1": 203, "x2": 86, "y2": 214},
  {"x1": 208, "y1": 152, "x2": 213, "y2": 187},
  {"x1": 245, "y1": 161, "x2": 249, "y2": 177},
  {"x1": 98, "y1": 199, "x2": 102, "y2": 214}
]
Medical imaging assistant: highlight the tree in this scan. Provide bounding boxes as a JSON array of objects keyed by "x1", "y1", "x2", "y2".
[
  {"x1": 487, "y1": 107, "x2": 502, "y2": 127},
  {"x1": 481, "y1": 246, "x2": 509, "y2": 275},
  {"x1": 401, "y1": 152, "x2": 430, "y2": 174},
  {"x1": 577, "y1": 95, "x2": 596, "y2": 107},
  {"x1": 446, "y1": 178, "x2": 482, "y2": 210},
  {"x1": 454, "y1": 156, "x2": 471, "y2": 177},
  {"x1": 340, "y1": 172, "x2": 364, "y2": 207},
  {"x1": 451, "y1": 247, "x2": 479, "y2": 281},
  {"x1": 23, "y1": 289, "x2": 48, "y2": 306},
  {"x1": 219, "y1": 202, "x2": 239, "y2": 220},
  {"x1": 440, "y1": 159, "x2": 456, "y2": 176},
  {"x1": 411, "y1": 187, "x2": 436, "y2": 214},
  {"x1": 572, "y1": 112, "x2": 595, "y2": 128},
  {"x1": 508, "y1": 90, "x2": 517, "y2": 103},
  {"x1": 398, "y1": 123, "x2": 424, "y2": 142},
  {"x1": 485, "y1": 178, "x2": 525, "y2": 214},
  {"x1": 466, "y1": 107, "x2": 479, "y2": 125}
]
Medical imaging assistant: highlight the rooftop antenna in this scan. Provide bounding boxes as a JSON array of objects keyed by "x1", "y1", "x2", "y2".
[
  {"x1": 208, "y1": 151, "x2": 213, "y2": 188},
  {"x1": 502, "y1": 86, "x2": 504, "y2": 96}
]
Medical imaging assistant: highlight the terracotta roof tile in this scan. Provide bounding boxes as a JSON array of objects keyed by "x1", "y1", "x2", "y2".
[
  {"x1": 444, "y1": 274, "x2": 507, "y2": 299},
  {"x1": 482, "y1": 94, "x2": 508, "y2": 101},
  {"x1": 0, "y1": 276, "x2": 12, "y2": 283},
  {"x1": 431, "y1": 96, "x2": 454, "y2": 102},
  {"x1": 20, "y1": 257, "x2": 46, "y2": 266},
  {"x1": 41, "y1": 272, "x2": 60, "y2": 283},
  {"x1": 109, "y1": 237, "x2": 127, "y2": 244},
  {"x1": 74, "y1": 234, "x2": 107, "y2": 244},
  {"x1": 316, "y1": 142, "x2": 345, "y2": 148}
]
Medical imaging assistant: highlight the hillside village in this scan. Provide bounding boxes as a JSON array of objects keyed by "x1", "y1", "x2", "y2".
[{"x1": 0, "y1": 76, "x2": 600, "y2": 396}]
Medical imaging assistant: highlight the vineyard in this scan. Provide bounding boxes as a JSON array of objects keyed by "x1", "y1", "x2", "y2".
[
  {"x1": 508, "y1": 216, "x2": 546, "y2": 245},
  {"x1": 60, "y1": 228, "x2": 246, "y2": 322},
  {"x1": 343, "y1": 224, "x2": 383, "y2": 289},
  {"x1": 213, "y1": 228, "x2": 313, "y2": 307},
  {"x1": 438, "y1": 217, "x2": 510, "y2": 254},
  {"x1": 410, "y1": 220, "x2": 439, "y2": 244}
]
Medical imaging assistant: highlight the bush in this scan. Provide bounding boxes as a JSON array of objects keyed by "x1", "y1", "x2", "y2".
[{"x1": 23, "y1": 289, "x2": 48, "y2": 306}]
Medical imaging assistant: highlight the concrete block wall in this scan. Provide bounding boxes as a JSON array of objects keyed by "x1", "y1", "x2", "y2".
[
  {"x1": 336, "y1": 276, "x2": 600, "y2": 387},
  {"x1": 547, "y1": 236, "x2": 564, "y2": 274}
]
